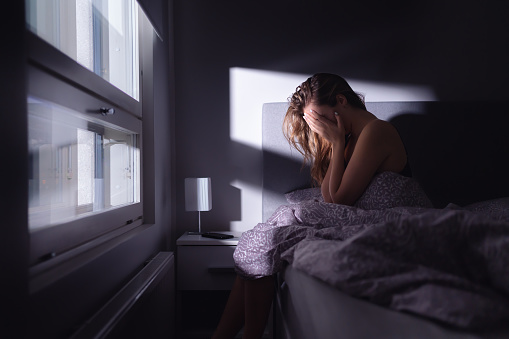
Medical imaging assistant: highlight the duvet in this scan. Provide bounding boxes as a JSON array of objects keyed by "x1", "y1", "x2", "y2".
[{"x1": 233, "y1": 172, "x2": 509, "y2": 329}]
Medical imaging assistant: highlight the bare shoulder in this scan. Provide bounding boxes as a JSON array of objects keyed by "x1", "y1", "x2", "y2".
[
  {"x1": 361, "y1": 119, "x2": 407, "y2": 171},
  {"x1": 361, "y1": 119, "x2": 399, "y2": 141}
]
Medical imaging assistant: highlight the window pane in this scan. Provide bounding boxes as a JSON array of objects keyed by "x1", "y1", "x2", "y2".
[
  {"x1": 26, "y1": 0, "x2": 140, "y2": 100},
  {"x1": 28, "y1": 96, "x2": 140, "y2": 230}
]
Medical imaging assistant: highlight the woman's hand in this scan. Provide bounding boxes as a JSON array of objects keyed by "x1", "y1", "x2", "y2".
[{"x1": 304, "y1": 109, "x2": 345, "y2": 145}]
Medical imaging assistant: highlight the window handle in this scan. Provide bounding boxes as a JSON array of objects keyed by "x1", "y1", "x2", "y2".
[{"x1": 99, "y1": 107, "x2": 115, "y2": 116}]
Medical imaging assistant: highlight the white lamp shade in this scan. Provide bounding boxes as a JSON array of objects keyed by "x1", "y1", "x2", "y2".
[{"x1": 185, "y1": 178, "x2": 212, "y2": 211}]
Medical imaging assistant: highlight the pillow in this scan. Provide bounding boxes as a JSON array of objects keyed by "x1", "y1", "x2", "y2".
[
  {"x1": 354, "y1": 172, "x2": 433, "y2": 210},
  {"x1": 285, "y1": 187, "x2": 323, "y2": 204}
]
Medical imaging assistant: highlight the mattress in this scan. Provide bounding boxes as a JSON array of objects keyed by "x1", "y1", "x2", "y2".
[{"x1": 275, "y1": 266, "x2": 509, "y2": 339}]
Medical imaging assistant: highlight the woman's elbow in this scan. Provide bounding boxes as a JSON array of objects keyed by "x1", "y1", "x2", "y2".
[{"x1": 322, "y1": 193, "x2": 333, "y2": 203}]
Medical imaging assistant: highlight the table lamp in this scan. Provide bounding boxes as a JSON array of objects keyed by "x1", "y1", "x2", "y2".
[{"x1": 185, "y1": 177, "x2": 212, "y2": 234}]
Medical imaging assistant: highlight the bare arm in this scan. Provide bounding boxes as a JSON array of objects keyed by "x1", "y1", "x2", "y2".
[
  {"x1": 304, "y1": 109, "x2": 346, "y2": 203},
  {"x1": 330, "y1": 120, "x2": 398, "y2": 205},
  {"x1": 321, "y1": 155, "x2": 333, "y2": 203},
  {"x1": 305, "y1": 110, "x2": 400, "y2": 206},
  {"x1": 327, "y1": 139, "x2": 346, "y2": 203}
]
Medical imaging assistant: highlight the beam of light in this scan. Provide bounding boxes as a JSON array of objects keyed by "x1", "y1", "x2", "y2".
[
  {"x1": 230, "y1": 67, "x2": 436, "y2": 150},
  {"x1": 229, "y1": 68, "x2": 307, "y2": 150},
  {"x1": 349, "y1": 79, "x2": 436, "y2": 103},
  {"x1": 229, "y1": 68, "x2": 307, "y2": 231}
]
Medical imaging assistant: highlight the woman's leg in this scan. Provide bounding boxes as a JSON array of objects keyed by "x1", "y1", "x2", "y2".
[
  {"x1": 212, "y1": 276, "x2": 246, "y2": 339},
  {"x1": 212, "y1": 275, "x2": 274, "y2": 339},
  {"x1": 242, "y1": 276, "x2": 274, "y2": 339}
]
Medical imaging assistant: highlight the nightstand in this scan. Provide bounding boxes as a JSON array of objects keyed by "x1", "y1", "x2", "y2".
[{"x1": 176, "y1": 231, "x2": 242, "y2": 338}]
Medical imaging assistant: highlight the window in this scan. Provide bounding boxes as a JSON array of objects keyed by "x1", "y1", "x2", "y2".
[
  {"x1": 26, "y1": 0, "x2": 140, "y2": 100},
  {"x1": 26, "y1": 0, "x2": 152, "y2": 268},
  {"x1": 28, "y1": 96, "x2": 140, "y2": 230}
]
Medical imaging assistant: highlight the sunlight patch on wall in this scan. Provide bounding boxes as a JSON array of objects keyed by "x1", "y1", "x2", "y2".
[
  {"x1": 229, "y1": 68, "x2": 306, "y2": 150},
  {"x1": 349, "y1": 80, "x2": 436, "y2": 103},
  {"x1": 229, "y1": 67, "x2": 436, "y2": 149},
  {"x1": 229, "y1": 68, "x2": 306, "y2": 229}
]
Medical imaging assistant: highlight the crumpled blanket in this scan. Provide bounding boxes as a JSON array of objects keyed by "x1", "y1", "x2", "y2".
[
  {"x1": 233, "y1": 172, "x2": 509, "y2": 329},
  {"x1": 292, "y1": 208, "x2": 509, "y2": 329}
]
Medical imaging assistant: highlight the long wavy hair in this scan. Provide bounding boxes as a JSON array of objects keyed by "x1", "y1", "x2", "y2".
[{"x1": 283, "y1": 73, "x2": 366, "y2": 185}]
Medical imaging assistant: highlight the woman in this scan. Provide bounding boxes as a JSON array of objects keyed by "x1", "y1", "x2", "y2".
[
  {"x1": 212, "y1": 73, "x2": 410, "y2": 339},
  {"x1": 284, "y1": 72, "x2": 410, "y2": 205}
]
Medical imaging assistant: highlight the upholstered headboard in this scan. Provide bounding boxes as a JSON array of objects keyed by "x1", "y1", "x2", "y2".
[{"x1": 262, "y1": 101, "x2": 509, "y2": 220}]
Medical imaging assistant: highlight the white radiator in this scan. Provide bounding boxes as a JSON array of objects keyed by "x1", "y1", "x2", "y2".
[{"x1": 71, "y1": 251, "x2": 175, "y2": 339}]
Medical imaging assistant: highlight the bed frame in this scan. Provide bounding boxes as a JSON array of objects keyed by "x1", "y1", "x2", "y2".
[{"x1": 262, "y1": 101, "x2": 509, "y2": 339}]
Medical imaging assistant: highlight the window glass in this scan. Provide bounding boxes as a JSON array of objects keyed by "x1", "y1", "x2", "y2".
[
  {"x1": 28, "y1": 96, "x2": 140, "y2": 230},
  {"x1": 25, "y1": 0, "x2": 140, "y2": 100}
]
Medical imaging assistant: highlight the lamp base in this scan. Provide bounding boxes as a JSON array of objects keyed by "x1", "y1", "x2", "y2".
[{"x1": 187, "y1": 231, "x2": 203, "y2": 235}]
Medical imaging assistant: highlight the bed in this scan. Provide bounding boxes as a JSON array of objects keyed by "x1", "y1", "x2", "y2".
[{"x1": 240, "y1": 101, "x2": 509, "y2": 339}]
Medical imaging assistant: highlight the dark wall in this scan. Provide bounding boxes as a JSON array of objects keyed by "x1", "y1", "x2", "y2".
[
  {"x1": 173, "y1": 0, "x2": 509, "y2": 234},
  {"x1": 390, "y1": 101, "x2": 509, "y2": 208},
  {"x1": 1, "y1": 1, "x2": 29, "y2": 337}
]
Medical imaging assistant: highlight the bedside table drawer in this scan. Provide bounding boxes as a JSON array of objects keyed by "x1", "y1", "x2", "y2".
[{"x1": 178, "y1": 245, "x2": 237, "y2": 290}]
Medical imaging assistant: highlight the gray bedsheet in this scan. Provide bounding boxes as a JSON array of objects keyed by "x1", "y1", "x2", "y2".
[{"x1": 233, "y1": 172, "x2": 509, "y2": 330}]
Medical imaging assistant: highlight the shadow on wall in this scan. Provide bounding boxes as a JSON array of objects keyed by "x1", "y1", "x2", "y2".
[
  {"x1": 391, "y1": 101, "x2": 509, "y2": 208},
  {"x1": 262, "y1": 149, "x2": 312, "y2": 221}
]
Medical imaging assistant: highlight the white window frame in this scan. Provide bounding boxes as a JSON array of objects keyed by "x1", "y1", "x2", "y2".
[{"x1": 27, "y1": 4, "x2": 154, "y2": 285}]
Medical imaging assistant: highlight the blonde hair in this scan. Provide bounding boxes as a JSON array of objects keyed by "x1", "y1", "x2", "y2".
[{"x1": 282, "y1": 73, "x2": 365, "y2": 185}]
